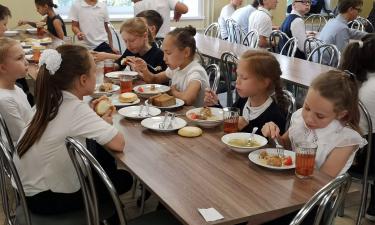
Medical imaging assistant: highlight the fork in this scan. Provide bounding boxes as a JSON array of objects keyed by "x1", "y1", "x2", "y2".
[
  {"x1": 159, "y1": 112, "x2": 170, "y2": 129},
  {"x1": 166, "y1": 113, "x2": 176, "y2": 129},
  {"x1": 137, "y1": 105, "x2": 144, "y2": 117},
  {"x1": 145, "y1": 103, "x2": 150, "y2": 117},
  {"x1": 147, "y1": 64, "x2": 162, "y2": 72},
  {"x1": 274, "y1": 138, "x2": 284, "y2": 158}
]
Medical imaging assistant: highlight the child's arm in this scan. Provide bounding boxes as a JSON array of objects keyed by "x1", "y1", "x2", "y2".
[
  {"x1": 319, "y1": 146, "x2": 357, "y2": 177},
  {"x1": 204, "y1": 89, "x2": 219, "y2": 106},
  {"x1": 261, "y1": 122, "x2": 291, "y2": 149},
  {"x1": 104, "y1": 132, "x2": 125, "y2": 152},
  {"x1": 129, "y1": 58, "x2": 169, "y2": 84},
  {"x1": 52, "y1": 19, "x2": 65, "y2": 40},
  {"x1": 91, "y1": 51, "x2": 120, "y2": 62},
  {"x1": 173, "y1": 2, "x2": 189, "y2": 21},
  {"x1": 170, "y1": 80, "x2": 201, "y2": 106},
  {"x1": 71, "y1": 21, "x2": 85, "y2": 40},
  {"x1": 18, "y1": 20, "x2": 37, "y2": 27}
]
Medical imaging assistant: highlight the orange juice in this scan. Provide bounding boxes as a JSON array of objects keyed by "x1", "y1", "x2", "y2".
[
  {"x1": 120, "y1": 75, "x2": 133, "y2": 93},
  {"x1": 294, "y1": 142, "x2": 317, "y2": 178},
  {"x1": 223, "y1": 107, "x2": 240, "y2": 133}
]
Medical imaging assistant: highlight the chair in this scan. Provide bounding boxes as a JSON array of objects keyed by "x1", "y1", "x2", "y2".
[
  {"x1": 289, "y1": 173, "x2": 351, "y2": 225},
  {"x1": 205, "y1": 64, "x2": 221, "y2": 93},
  {"x1": 304, "y1": 14, "x2": 328, "y2": 32},
  {"x1": 280, "y1": 37, "x2": 298, "y2": 57},
  {"x1": 155, "y1": 38, "x2": 164, "y2": 48},
  {"x1": 204, "y1": 22, "x2": 221, "y2": 39},
  {"x1": 65, "y1": 137, "x2": 181, "y2": 225},
  {"x1": 0, "y1": 140, "x2": 87, "y2": 225},
  {"x1": 108, "y1": 22, "x2": 125, "y2": 54},
  {"x1": 242, "y1": 30, "x2": 259, "y2": 48},
  {"x1": 220, "y1": 52, "x2": 239, "y2": 107},
  {"x1": 306, "y1": 44, "x2": 341, "y2": 67},
  {"x1": 268, "y1": 30, "x2": 290, "y2": 54},
  {"x1": 0, "y1": 113, "x2": 15, "y2": 155},
  {"x1": 357, "y1": 17, "x2": 374, "y2": 33},
  {"x1": 225, "y1": 18, "x2": 245, "y2": 44},
  {"x1": 304, "y1": 37, "x2": 325, "y2": 57},
  {"x1": 282, "y1": 90, "x2": 296, "y2": 131},
  {"x1": 196, "y1": 49, "x2": 208, "y2": 69},
  {"x1": 349, "y1": 19, "x2": 365, "y2": 32}
]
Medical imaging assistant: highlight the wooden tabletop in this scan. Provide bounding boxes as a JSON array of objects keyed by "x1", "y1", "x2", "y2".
[
  {"x1": 195, "y1": 33, "x2": 334, "y2": 88},
  {"x1": 114, "y1": 107, "x2": 332, "y2": 225}
]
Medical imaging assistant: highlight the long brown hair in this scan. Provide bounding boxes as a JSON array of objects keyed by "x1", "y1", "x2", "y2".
[
  {"x1": 311, "y1": 70, "x2": 360, "y2": 133},
  {"x1": 120, "y1": 17, "x2": 154, "y2": 45},
  {"x1": 240, "y1": 50, "x2": 288, "y2": 114},
  {"x1": 17, "y1": 44, "x2": 91, "y2": 157}
]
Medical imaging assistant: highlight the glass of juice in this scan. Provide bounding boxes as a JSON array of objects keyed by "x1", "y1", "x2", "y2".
[
  {"x1": 36, "y1": 22, "x2": 45, "y2": 37},
  {"x1": 223, "y1": 107, "x2": 240, "y2": 133},
  {"x1": 294, "y1": 142, "x2": 317, "y2": 178},
  {"x1": 103, "y1": 59, "x2": 115, "y2": 74},
  {"x1": 120, "y1": 75, "x2": 133, "y2": 93},
  {"x1": 31, "y1": 45, "x2": 45, "y2": 62}
]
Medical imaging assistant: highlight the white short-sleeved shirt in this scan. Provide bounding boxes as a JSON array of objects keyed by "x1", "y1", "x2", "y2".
[
  {"x1": 0, "y1": 85, "x2": 33, "y2": 144},
  {"x1": 359, "y1": 72, "x2": 375, "y2": 134},
  {"x1": 289, "y1": 10, "x2": 308, "y2": 52},
  {"x1": 14, "y1": 91, "x2": 118, "y2": 196},
  {"x1": 248, "y1": 7, "x2": 272, "y2": 38},
  {"x1": 133, "y1": 0, "x2": 178, "y2": 38},
  {"x1": 69, "y1": 0, "x2": 109, "y2": 49},
  {"x1": 165, "y1": 60, "x2": 209, "y2": 107},
  {"x1": 289, "y1": 109, "x2": 367, "y2": 176},
  {"x1": 218, "y1": 4, "x2": 236, "y2": 39},
  {"x1": 231, "y1": 5, "x2": 256, "y2": 34}
]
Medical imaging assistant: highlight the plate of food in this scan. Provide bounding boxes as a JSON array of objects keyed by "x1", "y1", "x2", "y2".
[
  {"x1": 21, "y1": 42, "x2": 33, "y2": 48},
  {"x1": 92, "y1": 83, "x2": 120, "y2": 98},
  {"x1": 26, "y1": 28, "x2": 37, "y2": 34},
  {"x1": 133, "y1": 84, "x2": 170, "y2": 98},
  {"x1": 110, "y1": 92, "x2": 140, "y2": 107},
  {"x1": 4, "y1": 30, "x2": 19, "y2": 37},
  {"x1": 221, "y1": 132, "x2": 268, "y2": 153},
  {"x1": 145, "y1": 94, "x2": 184, "y2": 109},
  {"x1": 186, "y1": 107, "x2": 224, "y2": 128},
  {"x1": 141, "y1": 116, "x2": 187, "y2": 132},
  {"x1": 105, "y1": 71, "x2": 138, "y2": 80},
  {"x1": 24, "y1": 37, "x2": 52, "y2": 45},
  {"x1": 248, "y1": 148, "x2": 295, "y2": 170},
  {"x1": 118, "y1": 105, "x2": 161, "y2": 119}
]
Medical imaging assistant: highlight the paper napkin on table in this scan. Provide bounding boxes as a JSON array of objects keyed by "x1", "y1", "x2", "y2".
[{"x1": 197, "y1": 208, "x2": 224, "y2": 222}]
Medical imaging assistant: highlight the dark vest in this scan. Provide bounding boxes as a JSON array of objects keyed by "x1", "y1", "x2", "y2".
[
  {"x1": 280, "y1": 14, "x2": 306, "y2": 59},
  {"x1": 47, "y1": 15, "x2": 67, "y2": 38}
]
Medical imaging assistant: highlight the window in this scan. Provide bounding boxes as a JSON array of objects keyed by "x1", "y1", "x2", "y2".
[{"x1": 55, "y1": 0, "x2": 203, "y2": 21}]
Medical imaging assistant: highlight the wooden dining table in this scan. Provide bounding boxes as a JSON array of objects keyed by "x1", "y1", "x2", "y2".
[{"x1": 113, "y1": 107, "x2": 332, "y2": 225}]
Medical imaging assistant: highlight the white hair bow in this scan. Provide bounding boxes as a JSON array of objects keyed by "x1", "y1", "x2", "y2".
[{"x1": 38, "y1": 49, "x2": 62, "y2": 75}]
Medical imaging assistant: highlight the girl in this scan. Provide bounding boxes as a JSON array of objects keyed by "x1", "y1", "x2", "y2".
[
  {"x1": 92, "y1": 17, "x2": 167, "y2": 74},
  {"x1": 14, "y1": 45, "x2": 133, "y2": 216},
  {"x1": 204, "y1": 50, "x2": 287, "y2": 135},
  {"x1": 339, "y1": 34, "x2": 375, "y2": 221},
  {"x1": 18, "y1": 0, "x2": 67, "y2": 40},
  {"x1": 0, "y1": 37, "x2": 33, "y2": 144},
  {"x1": 0, "y1": 4, "x2": 11, "y2": 37},
  {"x1": 132, "y1": 25, "x2": 209, "y2": 107}
]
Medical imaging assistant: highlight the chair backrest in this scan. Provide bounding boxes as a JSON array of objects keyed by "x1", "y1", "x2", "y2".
[
  {"x1": 290, "y1": 173, "x2": 352, "y2": 225},
  {"x1": 0, "y1": 140, "x2": 30, "y2": 225},
  {"x1": 242, "y1": 29, "x2": 259, "y2": 48},
  {"x1": 357, "y1": 17, "x2": 375, "y2": 33},
  {"x1": 280, "y1": 37, "x2": 298, "y2": 57},
  {"x1": 65, "y1": 137, "x2": 127, "y2": 225},
  {"x1": 349, "y1": 19, "x2": 365, "y2": 31},
  {"x1": 306, "y1": 44, "x2": 341, "y2": 67},
  {"x1": 0, "y1": 113, "x2": 15, "y2": 155},
  {"x1": 304, "y1": 14, "x2": 328, "y2": 32},
  {"x1": 282, "y1": 90, "x2": 296, "y2": 131},
  {"x1": 195, "y1": 49, "x2": 208, "y2": 69},
  {"x1": 304, "y1": 37, "x2": 325, "y2": 57},
  {"x1": 269, "y1": 30, "x2": 289, "y2": 54},
  {"x1": 225, "y1": 18, "x2": 245, "y2": 44},
  {"x1": 220, "y1": 52, "x2": 239, "y2": 107},
  {"x1": 204, "y1": 22, "x2": 221, "y2": 39},
  {"x1": 108, "y1": 22, "x2": 125, "y2": 54},
  {"x1": 205, "y1": 64, "x2": 221, "y2": 93},
  {"x1": 155, "y1": 38, "x2": 164, "y2": 48}
]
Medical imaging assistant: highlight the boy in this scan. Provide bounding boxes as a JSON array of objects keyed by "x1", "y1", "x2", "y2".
[
  {"x1": 69, "y1": 0, "x2": 115, "y2": 53},
  {"x1": 230, "y1": 0, "x2": 259, "y2": 34},
  {"x1": 136, "y1": 10, "x2": 163, "y2": 40},
  {"x1": 218, "y1": 0, "x2": 243, "y2": 39}
]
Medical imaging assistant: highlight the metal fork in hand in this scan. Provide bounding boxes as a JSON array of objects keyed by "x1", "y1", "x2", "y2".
[
  {"x1": 147, "y1": 64, "x2": 162, "y2": 72},
  {"x1": 274, "y1": 138, "x2": 284, "y2": 158}
]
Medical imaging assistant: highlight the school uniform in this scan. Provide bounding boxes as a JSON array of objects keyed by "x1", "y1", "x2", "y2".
[
  {"x1": 165, "y1": 60, "x2": 209, "y2": 107},
  {"x1": 218, "y1": 3, "x2": 236, "y2": 39},
  {"x1": 230, "y1": 5, "x2": 257, "y2": 34},
  {"x1": 248, "y1": 7, "x2": 272, "y2": 39},
  {"x1": 115, "y1": 45, "x2": 167, "y2": 73},
  {"x1": 46, "y1": 14, "x2": 67, "y2": 38}
]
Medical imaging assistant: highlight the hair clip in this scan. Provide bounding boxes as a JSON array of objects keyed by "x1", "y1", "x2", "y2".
[
  {"x1": 343, "y1": 70, "x2": 356, "y2": 81},
  {"x1": 357, "y1": 40, "x2": 364, "y2": 48},
  {"x1": 38, "y1": 49, "x2": 62, "y2": 75}
]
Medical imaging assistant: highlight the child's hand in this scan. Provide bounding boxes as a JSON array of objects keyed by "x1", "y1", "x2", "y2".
[
  {"x1": 101, "y1": 108, "x2": 115, "y2": 125},
  {"x1": 91, "y1": 51, "x2": 108, "y2": 62},
  {"x1": 204, "y1": 88, "x2": 219, "y2": 106},
  {"x1": 174, "y1": 11, "x2": 182, "y2": 21},
  {"x1": 129, "y1": 58, "x2": 148, "y2": 73},
  {"x1": 18, "y1": 20, "x2": 28, "y2": 26},
  {"x1": 76, "y1": 32, "x2": 85, "y2": 40},
  {"x1": 261, "y1": 122, "x2": 280, "y2": 139}
]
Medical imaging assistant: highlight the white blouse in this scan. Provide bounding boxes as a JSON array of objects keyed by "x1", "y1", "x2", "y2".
[{"x1": 289, "y1": 109, "x2": 367, "y2": 175}]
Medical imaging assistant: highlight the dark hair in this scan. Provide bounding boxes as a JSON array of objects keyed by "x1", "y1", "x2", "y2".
[
  {"x1": 252, "y1": 0, "x2": 260, "y2": 8},
  {"x1": 167, "y1": 25, "x2": 197, "y2": 59},
  {"x1": 0, "y1": 4, "x2": 11, "y2": 20},
  {"x1": 240, "y1": 50, "x2": 288, "y2": 114},
  {"x1": 17, "y1": 45, "x2": 91, "y2": 157},
  {"x1": 339, "y1": 34, "x2": 375, "y2": 83},
  {"x1": 338, "y1": 0, "x2": 362, "y2": 13},
  {"x1": 136, "y1": 10, "x2": 163, "y2": 34},
  {"x1": 35, "y1": 0, "x2": 58, "y2": 8},
  {"x1": 258, "y1": 0, "x2": 264, "y2": 6},
  {"x1": 310, "y1": 70, "x2": 360, "y2": 133}
]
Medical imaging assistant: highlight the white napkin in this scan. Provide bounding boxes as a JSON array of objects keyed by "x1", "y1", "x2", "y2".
[{"x1": 197, "y1": 208, "x2": 224, "y2": 222}]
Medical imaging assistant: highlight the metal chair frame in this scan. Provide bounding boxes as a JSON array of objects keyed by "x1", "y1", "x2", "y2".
[
  {"x1": 304, "y1": 14, "x2": 328, "y2": 32},
  {"x1": 0, "y1": 113, "x2": 15, "y2": 155},
  {"x1": 290, "y1": 173, "x2": 352, "y2": 225},
  {"x1": 108, "y1": 22, "x2": 124, "y2": 54},
  {"x1": 225, "y1": 18, "x2": 245, "y2": 44},
  {"x1": 269, "y1": 30, "x2": 290, "y2": 54},
  {"x1": 306, "y1": 44, "x2": 341, "y2": 67},
  {"x1": 220, "y1": 52, "x2": 239, "y2": 107},
  {"x1": 204, "y1": 22, "x2": 221, "y2": 39},
  {"x1": 280, "y1": 37, "x2": 298, "y2": 57},
  {"x1": 205, "y1": 64, "x2": 221, "y2": 93},
  {"x1": 349, "y1": 19, "x2": 365, "y2": 32},
  {"x1": 304, "y1": 37, "x2": 325, "y2": 57},
  {"x1": 282, "y1": 90, "x2": 296, "y2": 131},
  {"x1": 196, "y1": 49, "x2": 208, "y2": 69},
  {"x1": 242, "y1": 29, "x2": 259, "y2": 48}
]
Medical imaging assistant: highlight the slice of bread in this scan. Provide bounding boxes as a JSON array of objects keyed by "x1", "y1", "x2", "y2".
[
  {"x1": 178, "y1": 126, "x2": 203, "y2": 137},
  {"x1": 119, "y1": 92, "x2": 138, "y2": 103},
  {"x1": 95, "y1": 99, "x2": 113, "y2": 116},
  {"x1": 149, "y1": 93, "x2": 176, "y2": 107}
]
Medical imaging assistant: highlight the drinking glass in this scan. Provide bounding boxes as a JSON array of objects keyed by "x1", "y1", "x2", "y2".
[
  {"x1": 294, "y1": 141, "x2": 317, "y2": 178},
  {"x1": 120, "y1": 75, "x2": 133, "y2": 93},
  {"x1": 103, "y1": 59, "x2": 115, "y2": 74},
  {"x1": 223, "y1": 107, "x2": 240, "y2": 133},
  {"x1": 36, "y1": 22, "x2": 45, "y2": 37}
]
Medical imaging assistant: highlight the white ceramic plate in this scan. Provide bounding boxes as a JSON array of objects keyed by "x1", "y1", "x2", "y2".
[
  {"x1": 118, "y1": 106, "x2": 161, "y2": 119},
  {"x1": 248, "y1": 148, "x2": 295, "y2": 170},
  {"x1": 186, "y1": 107, "x2": 224, "y2": 128},
  {"x1": 144, "y1": 98, "x2": 184, "y2": 110},
  {"x1": 26, "y1": 28, "x2": 37, "y2": 34},
  {"x1": 4, "y1": 30, "x2": 19, "y2": 37},
  {"x1": 105, "y1": 71, "x2": 138, "y2": 80},
  {"x1": 133, "y1": 84, "x2": 170, "y2": 98},
  {"x1": 221, "y1": 132, "x2": 268, "y2": 153},
  {"x1": 141, "y1": 116, "x2": 187, "y2": 132},
  {"x1": 109, "y1": 94, "x2": 140, "y2": 107},
  {"x1": 92, "y1": 84, "x2": 120, "y2": 98},
  {"x1": 21, "y1": 42, "x2": 32, "y2": 48}
]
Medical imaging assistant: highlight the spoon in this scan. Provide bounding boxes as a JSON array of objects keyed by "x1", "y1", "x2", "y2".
[{"x1": 248, "y1": 127, "x2": 258, "y2": 145}]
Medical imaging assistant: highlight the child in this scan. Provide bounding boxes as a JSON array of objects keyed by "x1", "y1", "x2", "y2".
[
  {"x1": 0, "y1": 37, "x2": 33, "y2": 144},
  {"x1": 18, "y1": 0, "x2": 67, "y2": 40},
  {"x1": 262, "y1": 70, "x2": 366, "y2": 178},
  {"x1": 230, "y1": 1, "x2": 259, "y2": 34},
  {"x1": 204, "y1": 50, "x2": 287, "y2": 135},
  {"x1": 218, "y1": 0, "x2": 243, "y2": 39},
  {"x1": 248, "y1": 0, "x2": 278, "y2": 48},
  {"x1": 14, "y1": 45, "x2": 133, "y2": 215},
  {"x1": 339, "y1": 34, "x2": 375, "y2": 221},
  {"x1": 69, "y1": 0, "x2": 115, "y2": 53},
  {"x1": 133, "y1": 26, "x2": 209, "y2": 107},
  {"x1": 136, "y1": 10, "x2": 164, "y2": 42},
  {"x1": 0, "y1": 4, "x2": 11, "y2": 37}
]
